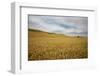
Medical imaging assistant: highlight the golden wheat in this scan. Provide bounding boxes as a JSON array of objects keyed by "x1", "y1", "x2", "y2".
[{"x1": 28, "y1": 29, "x2": 88, "y2": 60}]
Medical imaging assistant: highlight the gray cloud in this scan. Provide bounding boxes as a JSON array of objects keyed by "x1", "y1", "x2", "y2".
[{"x1": 28, "y1": 15, "x2": 88, "y2": 37}]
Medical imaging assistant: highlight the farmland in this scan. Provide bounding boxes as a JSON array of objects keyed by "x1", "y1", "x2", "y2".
[{"x1": 28, "y1": 29, "x2": 88, "y2": 61}]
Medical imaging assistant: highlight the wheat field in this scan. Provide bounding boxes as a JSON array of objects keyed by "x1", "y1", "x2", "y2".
[{"x1": 28, "y1": 29, "x2": 88, "y2": 61}]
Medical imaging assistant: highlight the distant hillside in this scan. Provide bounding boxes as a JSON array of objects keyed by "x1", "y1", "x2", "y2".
[
  {"x1": 28, "y1": 29, "x2": 43, "y2": 32},
  {"x1": 28, "y1": 29, "x2": 85, "y2": 38},
  {"x1": 28, "y1": 29, "x2": 68, "y2": 37}
]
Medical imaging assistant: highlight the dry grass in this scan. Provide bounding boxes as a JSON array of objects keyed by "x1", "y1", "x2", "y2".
[{"x1": 28, "y1": 29, "x2": 88, "y2": 61}]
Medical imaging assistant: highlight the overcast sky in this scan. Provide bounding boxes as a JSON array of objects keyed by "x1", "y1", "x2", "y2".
[{"x1": 28, "y1": 15, "x2": 88, "y2": 36}]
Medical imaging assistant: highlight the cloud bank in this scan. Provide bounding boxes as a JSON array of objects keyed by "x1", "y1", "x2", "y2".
[{"x1": 28, "y1": 15, "x2": 88, "y2": 37}]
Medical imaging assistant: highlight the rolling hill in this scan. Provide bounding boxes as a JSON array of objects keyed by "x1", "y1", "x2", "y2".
[{"x1": 28, "y1": 29, "x2": 88, "y2": 60}]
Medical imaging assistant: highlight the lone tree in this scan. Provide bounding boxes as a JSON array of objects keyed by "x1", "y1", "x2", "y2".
[{"x1": 77, "y1": 36, "x2": 80, "y2": 38}]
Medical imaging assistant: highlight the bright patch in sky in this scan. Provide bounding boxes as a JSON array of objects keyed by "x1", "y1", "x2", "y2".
[{"x1": 28, "y1": 15, "x2": 88, "y2": 36}]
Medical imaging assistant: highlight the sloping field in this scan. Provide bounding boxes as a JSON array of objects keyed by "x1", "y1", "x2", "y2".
[{"x1": 28, "y1": 29, "x2": 88, "y2": 61}]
